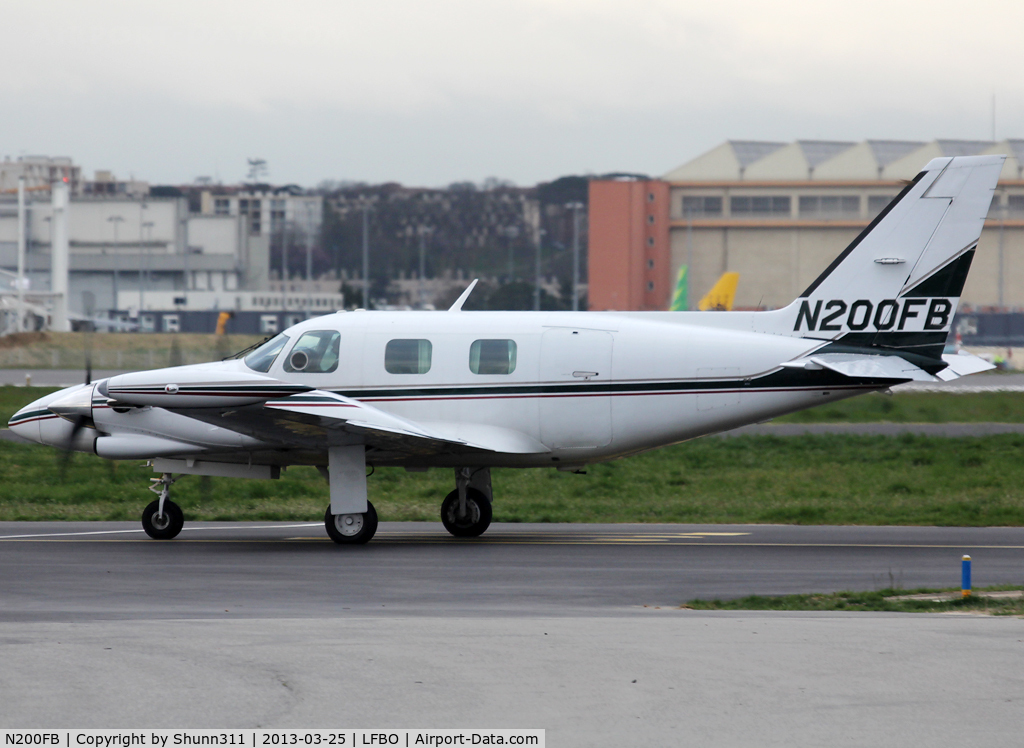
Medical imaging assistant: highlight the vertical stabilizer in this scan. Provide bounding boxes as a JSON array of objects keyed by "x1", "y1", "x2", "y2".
[{"x1": 761, "y1": 155, "x2": 1003, "y2": 359}]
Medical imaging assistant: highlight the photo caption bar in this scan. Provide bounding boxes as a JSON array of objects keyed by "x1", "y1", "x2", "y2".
[{"x1": 0, "y1": 731, "x2": 544, "y2": 748}]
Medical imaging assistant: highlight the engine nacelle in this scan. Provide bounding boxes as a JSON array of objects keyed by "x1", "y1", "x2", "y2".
[{"x1": 95, "y1": 435, "x2": 200, "y2": 460}]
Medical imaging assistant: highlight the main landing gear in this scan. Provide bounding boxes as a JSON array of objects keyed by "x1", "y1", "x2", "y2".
[
  {"x1": 324, "y1": 501, "x2": 379, "y2": 545},
  {"x1": 323, "y1": 445, "x2": 378, "y2": 545},
  {"x1": 142, "y1": 472, "x2": 184, "y2": 540},
  {"x1": 441, "y1": 467, "x2": 493, "y2": 538}
]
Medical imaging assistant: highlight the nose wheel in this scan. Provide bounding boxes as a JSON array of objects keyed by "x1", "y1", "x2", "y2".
[
  {"x1": 325, "y1": 501, "x2": 378, "y2": 545},
  {"x1": 441, "y1": 468, "x2": 493, "y2": 538},
  {"x1": 142, "y1": 472, "x2": 184, "y2": 539}
]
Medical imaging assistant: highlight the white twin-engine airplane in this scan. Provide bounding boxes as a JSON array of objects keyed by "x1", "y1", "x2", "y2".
[{"x1": 8, "y1": 155, "x2": 1002, "y2": 544}]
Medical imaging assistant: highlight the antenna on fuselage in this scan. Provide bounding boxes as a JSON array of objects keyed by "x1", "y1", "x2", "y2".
[{"x1": 448, "y1": 279, "x2": 479, "y2": 312}]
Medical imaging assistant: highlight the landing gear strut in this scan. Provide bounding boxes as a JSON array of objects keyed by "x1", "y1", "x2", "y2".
[
  {"x1": 441, "y1": 467, "x2": 493, "y2": 538},
  {"x1": 142, "y1": 472, "x2": 184, "y2": 540}
]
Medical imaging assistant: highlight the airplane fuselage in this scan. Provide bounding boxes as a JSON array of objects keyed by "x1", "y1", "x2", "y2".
[{"x1": 12, "y1": 309, "x2": 885, "y2": 469}]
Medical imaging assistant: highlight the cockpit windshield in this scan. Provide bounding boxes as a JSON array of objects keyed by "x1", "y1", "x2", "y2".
[{"x1": 244, "y1": 334, "x2": 290, "y2": 373}]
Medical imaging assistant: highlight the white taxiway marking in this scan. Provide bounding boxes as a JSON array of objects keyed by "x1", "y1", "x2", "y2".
[{"x1": 0, "y1": 523, "x2": 322, "y2": 540}]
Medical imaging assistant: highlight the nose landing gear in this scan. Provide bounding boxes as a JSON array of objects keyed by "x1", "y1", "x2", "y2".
[
  {"x1": 142, "y1": 472, "x2": 184, "y2": 540},
  {"x1": 441, "y1": 467, "x2": 493, "y2": 538}
]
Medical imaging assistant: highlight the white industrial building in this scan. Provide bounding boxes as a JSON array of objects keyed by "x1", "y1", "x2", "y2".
[
  {"x1": 0, "y1": 165, "x2": 330, "y2": 330},
  {"x1": 662, "y1": 139, "x2": 1024, "y2": 310},
  {"x1": 0, "y1": 193, "x2": 262, "y2": 319}
]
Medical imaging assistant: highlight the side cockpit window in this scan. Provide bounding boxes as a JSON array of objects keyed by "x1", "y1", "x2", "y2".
[
  {"x1": 284, "y1": 331, "x2": 341, "y2": 373},
  {"x1": 385, "y1": 339, "x2": 432, "y2": 374},
  {"x1": 244, "y1": 334, "x2": 289, "y2": 373},
  {"x1": 470, "y1": 339, "x2": 517, "y2": 375}
]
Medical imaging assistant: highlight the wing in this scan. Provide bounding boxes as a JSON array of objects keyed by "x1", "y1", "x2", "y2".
[{"x1": 170, "y1": 390, "x2": 549, "y2": 461}]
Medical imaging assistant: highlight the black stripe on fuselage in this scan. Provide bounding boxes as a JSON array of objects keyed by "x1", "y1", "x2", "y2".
[
  {"x1": 8, "y1": 408, "x2": 53, "y2": 425},
  {"x1": 326, "y1": 367, "x2": 900, "y2": 401}
]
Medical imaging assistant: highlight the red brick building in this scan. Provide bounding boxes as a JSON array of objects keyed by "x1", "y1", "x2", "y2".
[{"x1": 587, "y1": 178, "x2": 669, "y2": 311}]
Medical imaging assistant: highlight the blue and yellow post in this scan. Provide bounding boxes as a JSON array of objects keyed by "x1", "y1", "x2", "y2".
[{"x1": 962, "y1": 555, "x2": 972, "y2": 598}]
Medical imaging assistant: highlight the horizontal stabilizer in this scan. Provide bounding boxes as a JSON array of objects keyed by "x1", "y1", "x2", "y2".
[
  {"x1": 937, "y1": 350, "x2": 996, "y2": 381},
  {"x1": 781, "y1": 352, "x2": 937, "y2": 382}
]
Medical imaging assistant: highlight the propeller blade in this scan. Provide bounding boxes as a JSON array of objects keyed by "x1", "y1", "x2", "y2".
[
  {"x1": 84, "y1": 332, "x2": 93, "y2": 386},
  {"x1": 57, "y1": 415, "x2": 88, "y2": 481}
]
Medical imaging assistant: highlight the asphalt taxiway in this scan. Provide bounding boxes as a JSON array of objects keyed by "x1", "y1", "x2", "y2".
[
  {"x1": 3, "y1": 522, "x2": 1023, "y2": 744},
  {"x1": 3, "y1": 521, "x2": 1024, "y2": 620}
]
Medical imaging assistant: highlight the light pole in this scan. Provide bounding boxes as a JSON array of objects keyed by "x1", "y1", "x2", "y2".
[
  {"x1": 16, "y1": 177, "x2": 25, "y2": 333},
  {"x1": 305, "y1": 201, "x2": 316, "y2": 318},
  {"x1": 137, "y1": 202, "x2": 148, "y2": 315},
  {"x1": 418, "y1": 225, "x2": 432, "y2": 309},
  {"x1": 997, "y1": 197, "x2": 1006, "y2": 308},
  {"x1": 361, "y1": 201, "x2": 371, "y2": 309},
  {"x1": 281, "y1": 220, "x2": 289, "y2": 317},
  {"x1": 140, "y1": 220, "x2": 154, "y2": 315},
  {"x1": 533, "y1": 228, "x2": 545, "y2": 311},
  {"x1": 503, "y1": 225, "x2": 519, "y2": 283},
  {"x1": 566, "y1": 202, "x2": 584, "y2": 311},
  {"x1": 107, "y1": 215, "x2": 124, "y2": 315},
  {"x1": 686, "y1": 203, "x2": 694, "y2": 311}
]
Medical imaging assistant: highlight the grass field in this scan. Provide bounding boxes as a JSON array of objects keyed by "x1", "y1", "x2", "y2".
[
  {"x1": 3, "y1": 433, "x2": 1024, "y2": 525},
  {"x1": 684, "y1": 587, "x2": 1024, "y2": 615},
  {"x1": 775, "y1": 390, "x2": 1024, "y2": 423},
  {"x1": 0, "y1": 332, "x2": 264, "y2": 369}
]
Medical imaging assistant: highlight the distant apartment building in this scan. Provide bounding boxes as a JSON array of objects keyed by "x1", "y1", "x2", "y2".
[
  {"x1": 82, "y1": 170, "x2": 150, "y2": 198},
  {"x1": 0, "y1": 155, "x2": 81, "y2": 195},
  {"x1": 589, "y1": 139, "x2": 1024, "y2": 311},
  {"x1": 199, "y1": 187, "x2": 322, "y2": 240}
]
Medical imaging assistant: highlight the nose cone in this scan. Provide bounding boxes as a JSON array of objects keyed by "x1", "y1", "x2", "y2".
[
  {"x1": 8, "y1": 399, "x2": 50, "y2": 444},
  {"x1": 8, "y1": 384, "x2": 92, "y2": 445}
]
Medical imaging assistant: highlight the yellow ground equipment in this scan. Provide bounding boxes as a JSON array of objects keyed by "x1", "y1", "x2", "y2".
[{"x1": 215, "y1": 311, "x2": 233, "y2": 335}]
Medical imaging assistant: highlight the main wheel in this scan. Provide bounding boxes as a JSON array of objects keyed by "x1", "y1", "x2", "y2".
[
  {"x1": 141, "y1": 499, "x2": 184, "y2": 540},
  {"x1": 440, "y1": 488, "x2": 492, "y2": 538},
  {"x1": 325, "y1": 501, "x2": 378, "y2": 545}
]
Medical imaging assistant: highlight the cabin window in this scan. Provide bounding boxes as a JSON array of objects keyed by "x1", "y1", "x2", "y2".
[
  {"x1": 469, "y1": 339, "x2": 517, "y2": 375},
  {"x1": 284, "y1": 330, "x2": 341, "y2": 373},
  {"x1": 385, "y1": 339, "x2": 432, "y2": 374},
  {"x1": 244, "y1": 333, "x2": 290, "y2": 373}
]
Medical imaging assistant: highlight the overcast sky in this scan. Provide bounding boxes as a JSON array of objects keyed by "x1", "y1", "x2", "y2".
[{"x1": 3, "y1": 0, "x2": 1023, "y2": 187}]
